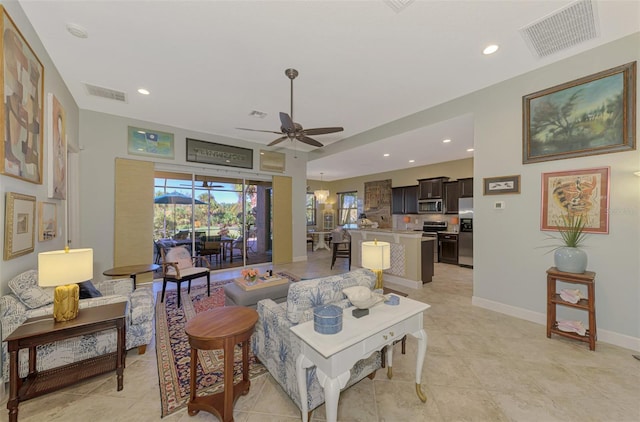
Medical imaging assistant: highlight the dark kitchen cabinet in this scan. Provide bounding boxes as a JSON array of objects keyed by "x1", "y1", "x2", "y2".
[
  {"x1": 438, "y1": 233, "x2": 458, "y2": 264},
  {"x1": 418, "y1": 177, "x2": 449, "y2": 199},
  {"x1": 459, "y1": 177, "x2": 474, "y2": 198},
  {"x1": 392, "y1": 185, "x2": 418, "y2": 214},
  {"x1": 444, "y1": 181, "x2": 460, "y2": 214}
]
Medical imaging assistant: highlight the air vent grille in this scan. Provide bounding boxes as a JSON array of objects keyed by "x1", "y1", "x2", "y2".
[
  {"x1": 384, "y1": 0, "x2": 415, "y2": 13},
  {"x1": 520, "y1": 0, "x2": 599, "y2": 58},
  {"x1": 84, "y1": 83, "x2": 128, "y2": 102}
]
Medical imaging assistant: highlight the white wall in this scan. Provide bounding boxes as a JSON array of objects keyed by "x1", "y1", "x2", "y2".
[
  {"x1": 0, "y1": 1, "x2": 79, "y2": 293},
  {"x1": 78, "y1": 110, "x2": 309, "y2": 279}
]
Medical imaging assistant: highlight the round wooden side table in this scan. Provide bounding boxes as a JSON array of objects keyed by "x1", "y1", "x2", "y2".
[{"x1": 185, "y1": 306, "x2": 258, "y2": 421}]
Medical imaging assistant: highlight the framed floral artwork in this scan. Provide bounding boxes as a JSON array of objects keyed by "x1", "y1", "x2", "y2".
[{"x1": 541, "y1": 167, "x2": 610, "y2": 234}]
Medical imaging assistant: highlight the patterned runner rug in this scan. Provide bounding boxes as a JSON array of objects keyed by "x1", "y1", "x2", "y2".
[{"x1": 155, "y1": 271, "x2": 299, "y2": 417}]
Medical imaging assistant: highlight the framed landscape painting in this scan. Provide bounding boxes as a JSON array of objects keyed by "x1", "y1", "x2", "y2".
[
  {"x1": 523, "y1": 62, "x2": 636, "y2": 164},
  {"x1": 0, "y1": 7, "x2": 45, "y2": 184},
  {"x1": 541, "y1": 167, "x2": 609, "y2": 234},
  {"x1": 483, "y1": 175, "x2": 520, "y2": 195}
]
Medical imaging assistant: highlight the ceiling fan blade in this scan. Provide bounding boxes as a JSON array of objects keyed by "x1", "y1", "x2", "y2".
[
  {"x1": 268, "y1": 136, "x2": 289, "y2": 146},
  {"x1": 236, "y1": 127, "x2": 284, "y2": 135},
  {"x1": 303, "y1": 127, "x2": 344, "y2": 136},
  {"x1": 279, "y1": 112, "x2": 295, "y2": 132},
  {"x1": 297, "y1": 135, "x2": 324, "y2": 148}
]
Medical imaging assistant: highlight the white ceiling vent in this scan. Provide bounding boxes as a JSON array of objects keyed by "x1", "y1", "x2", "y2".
[
  {"x1": 520, "y1": 0, "x2": 599, "y2": 58},
  {"x1": 384, "y1": 0, "x2": 415, "y2": 13},
  {"x1": 83, "y1": 83, "x2": 128, "y2": 102}
]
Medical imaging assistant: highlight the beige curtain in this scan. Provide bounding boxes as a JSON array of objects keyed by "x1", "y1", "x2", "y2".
[
  {"x1": 114, "y1": 158, "x2": 154, "y2": 281},
  {"x1": 272, "y1": 175, "x2": 292, "y2": 264}
]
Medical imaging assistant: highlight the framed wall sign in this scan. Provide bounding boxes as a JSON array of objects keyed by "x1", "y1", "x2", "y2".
[
  {"x1": 38, "y1": 201, "x2": 57, "y2": 241},
  {"x1": 0, "y1": 7, "x2": 45, "y2": 184},
  {"x1": 523, "y1": 62, "x2": 636, "y2": 164},
  {"x1": 127, "y1": 126, "x2": 175, "y2": 159},
  {"x1": 483, "y1": 175, "x2": 521, "y2": 195},
  {"x1": 186, "y1": 138, "x2": 253, "y2": 169},
  {"x1": 4, "y1": 192, "x2": 36, "y2": 260},
  {"x1": 541, "y1": 167, "x2": 610, "y2": 234}
]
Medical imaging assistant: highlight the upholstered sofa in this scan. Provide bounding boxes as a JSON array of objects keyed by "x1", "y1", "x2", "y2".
[
  {"x1": 252, "y1": 268, "x2": 381, "y2": 417},
  {"x1": 0, "y1": 270, "x2": 154, "y2": 382}
]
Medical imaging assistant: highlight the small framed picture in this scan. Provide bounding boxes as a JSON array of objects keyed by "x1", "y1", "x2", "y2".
[
  {"x1": 38, "y1": 201, "x2": 57, "y2": 241},
  {"x1": 4, "y1": 192, "x2": 36, "y2": 260},
  {"x1": 259, "y1": 150, "x2": 286, "y2": 172},
  {"x1": 483, "y1": 175, "x2": 521, "y2": 195}
]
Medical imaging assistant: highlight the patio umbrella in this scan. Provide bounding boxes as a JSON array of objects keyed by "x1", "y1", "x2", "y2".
[
  {"x1": 154, "y1": 192, "x2": 206, "y2": 237},
  {"x1": 154, "y1": 191, "x2": 206, "y2": 205}
]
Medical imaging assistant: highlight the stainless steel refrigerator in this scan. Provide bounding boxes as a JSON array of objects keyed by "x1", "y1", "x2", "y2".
[{"x1": 458, "y1": 198, "x2": 473, "y2": 268}]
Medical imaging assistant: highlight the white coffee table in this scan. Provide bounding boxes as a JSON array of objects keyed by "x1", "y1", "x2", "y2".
[{"x1": 290, "y1": 296, "x2": 430, "y2": 422}]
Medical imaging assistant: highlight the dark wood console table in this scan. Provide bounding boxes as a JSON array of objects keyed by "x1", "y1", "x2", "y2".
[{"x1": 6, "y1": 303, "x2": 127, "y2": 422}]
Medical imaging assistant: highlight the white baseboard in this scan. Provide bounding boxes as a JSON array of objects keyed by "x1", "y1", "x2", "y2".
[
  {"x1": 384, "y1": 274, "x2": 422, "y2": 290},
  {"x1": 472, "y1": 296, "x2": 640, "y2": 352}
]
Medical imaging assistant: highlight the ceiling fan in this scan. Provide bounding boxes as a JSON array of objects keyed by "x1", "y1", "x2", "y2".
[{"x1": 237, "y1": 68, "x2": 343, "y2": 148}]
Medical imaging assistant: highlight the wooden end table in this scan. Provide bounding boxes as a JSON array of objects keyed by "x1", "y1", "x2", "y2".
[
  {"x1": 103, "y1": 263, "x2": 159, "y2": 289},
  {"x1": 546, "y1": 266, "x2": 597, "y2": 350},
  {"x1": 6, "y1": 302, "x2": 127, "y2": 422},
  {"x1": 185, "y1": 306, "x2": 258, "y2": 422}
]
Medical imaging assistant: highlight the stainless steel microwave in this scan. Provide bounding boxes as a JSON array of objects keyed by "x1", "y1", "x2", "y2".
[{"x1": 418, "y1": 199, "x2": 443, "y2": 213}]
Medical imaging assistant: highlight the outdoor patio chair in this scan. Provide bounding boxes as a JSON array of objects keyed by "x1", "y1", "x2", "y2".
[
  {"x1": 197, "y1": 235, "x2": 222, "y2": 266},
  {"x1": 160, "y1": 246, "x2": 211, "y2": 308}
]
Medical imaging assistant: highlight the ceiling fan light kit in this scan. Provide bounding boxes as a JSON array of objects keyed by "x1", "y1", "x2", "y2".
[{"x1": 237, "y1": 68, "x2": 343, "y2": 148}]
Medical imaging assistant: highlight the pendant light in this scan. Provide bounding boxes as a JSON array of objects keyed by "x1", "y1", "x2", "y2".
[{"x1": 314, "y1": 173, "x2": 329, "y2": 204}]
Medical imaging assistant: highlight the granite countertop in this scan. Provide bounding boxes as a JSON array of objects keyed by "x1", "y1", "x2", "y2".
[{"x1": 349, "y1": 228, "x2": 422, "y2": 235}]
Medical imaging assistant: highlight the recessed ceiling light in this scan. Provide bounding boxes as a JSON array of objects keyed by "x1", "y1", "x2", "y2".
[
  {"x1": 483, "y1": 44, "x2": 499, "y2": 55},
  {"x1": 66, "y1": 23, "x2": 88, "y2": 38},
  {"x1": 383, "y1": 153, "x2": 390, "y2": 157},
  {"x1": 442, "y1": 139, "x2": 451, "y2": 143},
  {"x1": 409, "y1": 159, "x2": 415, "y2": 163},
  {"x1": 467, "y1": 148, "x2": 475, "y2": 152},
  {"x1": 137, "y1": 88, "x2": 150, "y2": 95}
]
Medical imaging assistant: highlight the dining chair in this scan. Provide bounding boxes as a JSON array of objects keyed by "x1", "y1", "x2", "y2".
[{"x1": 160, "y1": 246, "x2": 211, "y2": 308}]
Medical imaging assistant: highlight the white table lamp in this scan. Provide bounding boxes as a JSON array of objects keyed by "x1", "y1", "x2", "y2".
[
  {"x1": 361, "y1": 240, "x2": 391, "y2": 289},
  {"x1": 38, "y1": 247, "x2": 93, "y2": 322}
]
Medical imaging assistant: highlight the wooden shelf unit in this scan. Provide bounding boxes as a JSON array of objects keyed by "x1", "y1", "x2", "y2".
[{"x1": 546, "y1": 267, "x2": 596, "y2": 350}]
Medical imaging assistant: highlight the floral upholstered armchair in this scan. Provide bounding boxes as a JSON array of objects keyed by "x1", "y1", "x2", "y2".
[
  {"x1": 252, "y1": 268, "x2": 381, "y2": 418},
  {"x1": 0, "y1": 269, "x2": 154, "y2": 382}
]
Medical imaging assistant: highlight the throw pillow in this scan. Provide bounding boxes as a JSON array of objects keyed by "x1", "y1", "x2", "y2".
[
  {"x1": 78, "y1": 281, "x2": 103, "y2": 299},
  {"x1": 8, "y1": 270, "x2": 54, "y2": 309}
]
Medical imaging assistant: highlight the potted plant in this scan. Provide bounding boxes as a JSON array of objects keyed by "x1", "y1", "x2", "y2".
[{"x1": 552, "y1": 213, "x2": 588, "y2": 274}]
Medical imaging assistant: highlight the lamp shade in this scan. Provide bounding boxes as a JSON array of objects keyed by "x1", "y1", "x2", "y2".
[
  {"x1": 38, "y1": 248, "x2": 93, "y2": 287},
  {"x1": 361, "y1": 241, "x2": 391, "y2": 271},
  {"x1": 451, "y1": 216, "x2": 459, "y2": 225}
]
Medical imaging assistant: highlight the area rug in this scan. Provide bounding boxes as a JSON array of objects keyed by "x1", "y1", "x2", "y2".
[{"x1": 155, "y1": 271, "x2": 299, "y2": 417}]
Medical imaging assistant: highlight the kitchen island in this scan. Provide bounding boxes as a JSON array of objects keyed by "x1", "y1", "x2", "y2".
[{"x1": 348, "y1": 229, "x2": 434, "y2": 289}]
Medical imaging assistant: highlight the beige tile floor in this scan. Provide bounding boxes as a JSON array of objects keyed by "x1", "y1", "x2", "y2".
[{"x1": 9, "y1": 250, "x2": 640, "y2": 421}]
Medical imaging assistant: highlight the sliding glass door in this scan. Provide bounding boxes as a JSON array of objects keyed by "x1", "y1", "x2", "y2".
[{"x1": 153, "y1": 172, "x2": 272, "y2": 269}]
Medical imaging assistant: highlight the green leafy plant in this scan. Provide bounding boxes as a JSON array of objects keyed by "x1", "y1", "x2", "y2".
[{"x1": 555, "y1": 213, "x2": 588, "y2": 248}]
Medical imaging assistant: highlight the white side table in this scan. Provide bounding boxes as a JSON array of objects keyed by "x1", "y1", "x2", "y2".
[{"x1": 291, "y1": 297, "x2": 430, "y2": 422}]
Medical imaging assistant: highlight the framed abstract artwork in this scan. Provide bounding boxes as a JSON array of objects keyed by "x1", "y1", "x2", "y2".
[
  {"x1": 523, "y1": 62, "x2": 636, "y2": 164},
  {"x1": 541, "y1": 167, "x2": 610, "y2": 234},
  {"x1": 38, "y1": 201, "x2": 57, "y2": 241},
  {"x1": 127, "y1": 126, "x2": 175, "y2": 159},
  {"x1": 4, "y1": 192, "x2": 36, "y2": 260},
  {"x1": 0, "y1": 7, "x2": 45, "y2": 184},
  {"x1": 48, "y1": 93, "x2": 66, "y2": 199}
]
